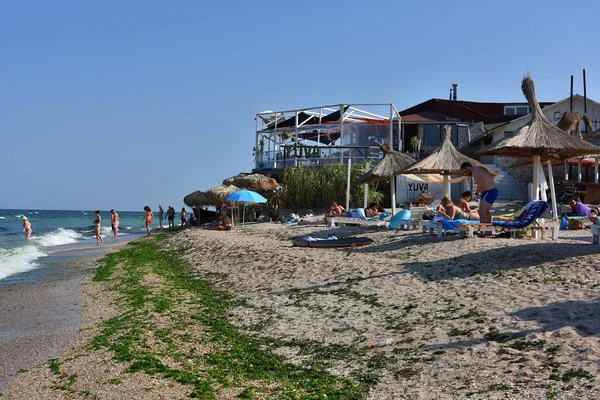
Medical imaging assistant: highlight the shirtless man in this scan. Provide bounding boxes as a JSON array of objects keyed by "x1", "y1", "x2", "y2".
[
  {"x1": 203, "y1": 215, "x2": 232, "y2": 231},
  {"x1": 460, "y1": 162, "x2": 498, "y2": 224},
  {"x1": 110, "y1": 209, "x2": 119, "y2": 237}
]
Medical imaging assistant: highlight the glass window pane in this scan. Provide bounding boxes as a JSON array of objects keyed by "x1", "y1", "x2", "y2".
[
  {"x1": 505, "y1": 107, "x2": 515, "y2": 115},
  {"x1": 423, "y1": 125, "x2": 441, "y2": 146},
  {"x1": 516, "y1": 106, "x2": 529, "y2": 115}
]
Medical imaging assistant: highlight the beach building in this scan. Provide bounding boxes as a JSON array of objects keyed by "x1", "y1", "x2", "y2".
[{"x1": 253, "y1": 88, "x2": 600, "y2": 206}]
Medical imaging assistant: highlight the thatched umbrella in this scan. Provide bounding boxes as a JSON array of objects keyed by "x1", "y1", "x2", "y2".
[
  {"x1": 556, "y1": 111, "x2": 581, "y2": 135},
  {"x1": 183, "y1": 190, "x2": 209, "y2": 207},
  {"x1": 204, "y1": 184, "x2": 240, "y2": 205},
  {"x1": 354, "y1": 142, "x2": 416, "y2": 185},
  {"x1": 222, "y1": 173, "x2": 278, "y2": 192},
  {"x1": 398, "y1": 125, "x2": 497, "y2": 198},
  {"x1": 352, "y1": 142, "x2": 415, "y2": 215},
  {"x1": 479, "y1": 74, "x2": 600, "y2": 221}
]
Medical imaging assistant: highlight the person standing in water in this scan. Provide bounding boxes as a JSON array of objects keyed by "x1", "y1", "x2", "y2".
[
  {"x1": 158, "y1": 205, "x2": 165, "y2": 231},
  {"x1": 142, "y1": 206, "x2": 153, "y2": 235},
  {"x1": 22, "y1": 216, "x2": 32, "y2": 240},
  {"x1": 110, "y1": 209, "x2": 119, "y2": 238},
  {"x1": 94, "y1": 210, "x2": 104, "y2": 244}
]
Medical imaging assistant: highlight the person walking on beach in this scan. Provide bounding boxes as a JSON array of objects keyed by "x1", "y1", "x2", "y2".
[
  {"x1": 460, "y1": 162, "x2": 498, "y2": 226},
  {"x1": 110, "y1": 209, "x2": 119, "y2": 237},
  {"x1": 167, "y1": 206, "x2": 175, "y2": 228},
  {"x1": 181, "y1": 207, "x2": 187, "y2": 228},
  {"x1": 22, "y1": 216, "x2": 32, "y2": 240},
  {"x1": 94, "y1": 210, "x2": 104, "y2": 244},
  {"x1": 142, "y1": 206, "x2": 153, "y2": 235},
  {"x1": 158, "y1": 205, "x2": 165, "y2": 230}
]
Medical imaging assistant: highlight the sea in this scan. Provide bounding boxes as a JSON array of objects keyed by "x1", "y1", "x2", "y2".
[{"x1": 0, "y1": 209, "x2": 149, "y2": 283}]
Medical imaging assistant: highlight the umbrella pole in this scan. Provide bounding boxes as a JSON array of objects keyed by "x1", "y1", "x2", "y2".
[
  {"x1": 443, "y1": 175, "x2": 450, "y2": 198},
  {"x1": 364, "y1": 163, "x2": 369, "y2": 208},
  {"x1": 532, "y1": 156, "x2": 540, "y2": 200},
  {"x1": 547, "y1": 160, "x2": 558, "y2": 221},
  {"x1": 595, "y1": 156, "x2": 599, "y2": 183},
  {"x1": 564, "y1": 160, "x2": 569, "y2": 181},
  {"x1": 243, "y1": 204, "x2": 246, "y2": 229},
  {"x1": 346, "y1": 158, "x2": 351, "y2": 211},
  {"x1": 391, "y1": 177, "x2": 396, "y2": 216},
  {"x1": 578, "y1": 160, "x2": 583, "y2": 183}
]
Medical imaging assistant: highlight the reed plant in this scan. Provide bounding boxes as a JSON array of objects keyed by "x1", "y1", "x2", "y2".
[{"x1": 278, "y1": 164, "x2": 384, "y2": 209}]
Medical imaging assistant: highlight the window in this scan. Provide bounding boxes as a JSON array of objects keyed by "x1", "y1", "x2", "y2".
[
  {"x1": 504, "y1": 106, "x2": 529, "y2": 116},
  {"x1": 422, "y1": 124, "x2": 458, "y2": 146}
]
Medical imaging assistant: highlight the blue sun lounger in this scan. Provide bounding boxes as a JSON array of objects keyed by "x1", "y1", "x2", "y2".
[{"x1": 456, "y1": 200, "x2": 559, "y2": 240}]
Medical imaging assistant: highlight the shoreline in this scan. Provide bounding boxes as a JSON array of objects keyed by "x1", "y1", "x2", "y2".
[
  {"x1": 0, "y1": 237, "x2": 135, "y2": 390},
  {"x1": 2, "y1": 226, "x2": 600, "y2": 398}
]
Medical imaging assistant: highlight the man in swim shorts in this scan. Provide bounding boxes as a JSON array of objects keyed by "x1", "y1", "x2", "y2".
[
  {"x1": 461, "y1": 162, "x2": 498, "y2": 225},
  {"x1": 110, "y1": 209, "x2": 119, "y2": 237}
]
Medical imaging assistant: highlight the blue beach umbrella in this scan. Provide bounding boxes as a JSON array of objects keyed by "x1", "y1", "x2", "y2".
[{"x1": 226, "y1": 190, "x2": 268, "y2": 228}]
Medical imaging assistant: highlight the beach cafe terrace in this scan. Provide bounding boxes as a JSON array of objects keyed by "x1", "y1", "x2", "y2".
[{"x1": 254, "y1": 104, "x2": 401, "y2": 173}]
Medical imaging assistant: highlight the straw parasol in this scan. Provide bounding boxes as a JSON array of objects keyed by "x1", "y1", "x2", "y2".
[
  {"x1": 398, "y1": 125, "x2": 498, "y2": 197},
  {"x1": 183, "y1": 190, "x2": 209, "y2": 207},
  {"x1": 556, "y1": 111, "x2": 581, "y2": 134},
  {"x1": 479, "y1": 75, "x2": 600, "y2": 162},
  {"x1": 222, "y1": 173, "x2": 279, "y2": 192},
  {"x1": 354, "y1": 142, "x2": 416, "y2": 185},
  {"x1": 479, "y1": 74, "x2": 600, "y2": 222},
  {"x1": 204, "y1": 184, "x2": 240, "y2": 205}
]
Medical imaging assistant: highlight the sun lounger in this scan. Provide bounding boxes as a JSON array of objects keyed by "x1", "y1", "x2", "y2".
[
  {"x1": 394, "y1": 206, "x2": 427, "y2": 230},
  {"x1": 457, "y1": 200, "x2": 559, "y2": 240},
  {"x1": 327, "y1": 211, "x2": 391, "y2": 228}
]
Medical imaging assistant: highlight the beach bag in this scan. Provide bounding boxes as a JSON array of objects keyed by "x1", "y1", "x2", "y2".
[
  {"x1": 560, "y1": 215, "x2": 569, "y2": 230},
  {"x1": 567, "y1": 218, "x2": 584, "y2": 230}
]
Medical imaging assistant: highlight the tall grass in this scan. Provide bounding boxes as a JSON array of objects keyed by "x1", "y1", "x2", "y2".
[{"x1": 277, "y1": 164, "x2": 384, "y2": 209}]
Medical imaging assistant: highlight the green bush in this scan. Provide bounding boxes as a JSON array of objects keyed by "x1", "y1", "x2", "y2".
[{"x1": 277, "y1": 164, "x2": 384, "y2": 209}]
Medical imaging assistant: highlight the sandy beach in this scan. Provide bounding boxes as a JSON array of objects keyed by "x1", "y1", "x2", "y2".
[{"x1": 2, "y1": 224, "x2": 600, "y2": 399}]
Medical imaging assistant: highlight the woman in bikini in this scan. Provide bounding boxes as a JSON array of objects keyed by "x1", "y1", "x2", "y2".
[
  {"x1": 456, "y1": 191, "x2": 480, "y2": 220},
  {"x1": 94, "y1": 210, "x2": 104, "y2": 243},
  {"x1": 439, "y1": 196, "x2": 479, "y2": 220},
  {"x1": 22, "y1": 216, "x2": 32, "y2": 240},
  {"x1": 142, "y1": 206, "x2": 153, "y2": 235}
]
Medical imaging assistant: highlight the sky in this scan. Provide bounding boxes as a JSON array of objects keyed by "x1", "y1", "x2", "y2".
[{"x1": 1, "y1": 0, "x2": 600, "y2": 211}]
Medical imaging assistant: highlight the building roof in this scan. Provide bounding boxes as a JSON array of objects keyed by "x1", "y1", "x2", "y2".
[{"x1": 399, "y1": 98, "x2": 554, "y2": 124}]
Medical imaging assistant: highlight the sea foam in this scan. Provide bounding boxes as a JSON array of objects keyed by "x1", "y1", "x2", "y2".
[
  {"x1": 36, "y1": 228, "x2": 84, "y2": 247},
  {"x1": 0, "y1": 245, "x2": 46, "y2": 281}
]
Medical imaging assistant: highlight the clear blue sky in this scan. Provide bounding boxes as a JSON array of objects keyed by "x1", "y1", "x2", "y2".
[{"x1": 1, "y1": 0, "x2": 599, "y2": 211}]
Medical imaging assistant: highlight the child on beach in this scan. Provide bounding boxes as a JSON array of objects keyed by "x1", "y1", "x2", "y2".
[
  {"x1": 94, "y1": 210, "x2": 104, "y2": 243},
  {"x1": 142, "y1": 206, "x2": 153, "y2": 235},
  {"x1": 110, "y1": 209, "x2": 119, "y2": 237},
  {"x1": 22, "y1": 216, "x2": 32, "y2": 240}
]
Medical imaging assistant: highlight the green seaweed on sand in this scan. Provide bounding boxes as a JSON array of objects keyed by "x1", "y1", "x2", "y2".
[{"x1": 90, "y1": 235, "x2": 371, "y2": 399}]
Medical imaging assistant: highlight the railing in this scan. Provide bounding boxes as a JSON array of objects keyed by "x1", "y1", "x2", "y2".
[{"x1": 255, "y1": 146, "x2": 382, "y2": 170}]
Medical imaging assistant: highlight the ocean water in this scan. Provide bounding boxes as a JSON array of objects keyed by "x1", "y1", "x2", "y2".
[{"x1": 0, "y1": 209, "x2": 150, "y2": 282}]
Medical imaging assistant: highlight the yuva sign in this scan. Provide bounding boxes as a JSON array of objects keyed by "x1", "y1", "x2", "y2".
[{"x1": 284, "y1": 144, "x2": 322, "y2": 159}]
